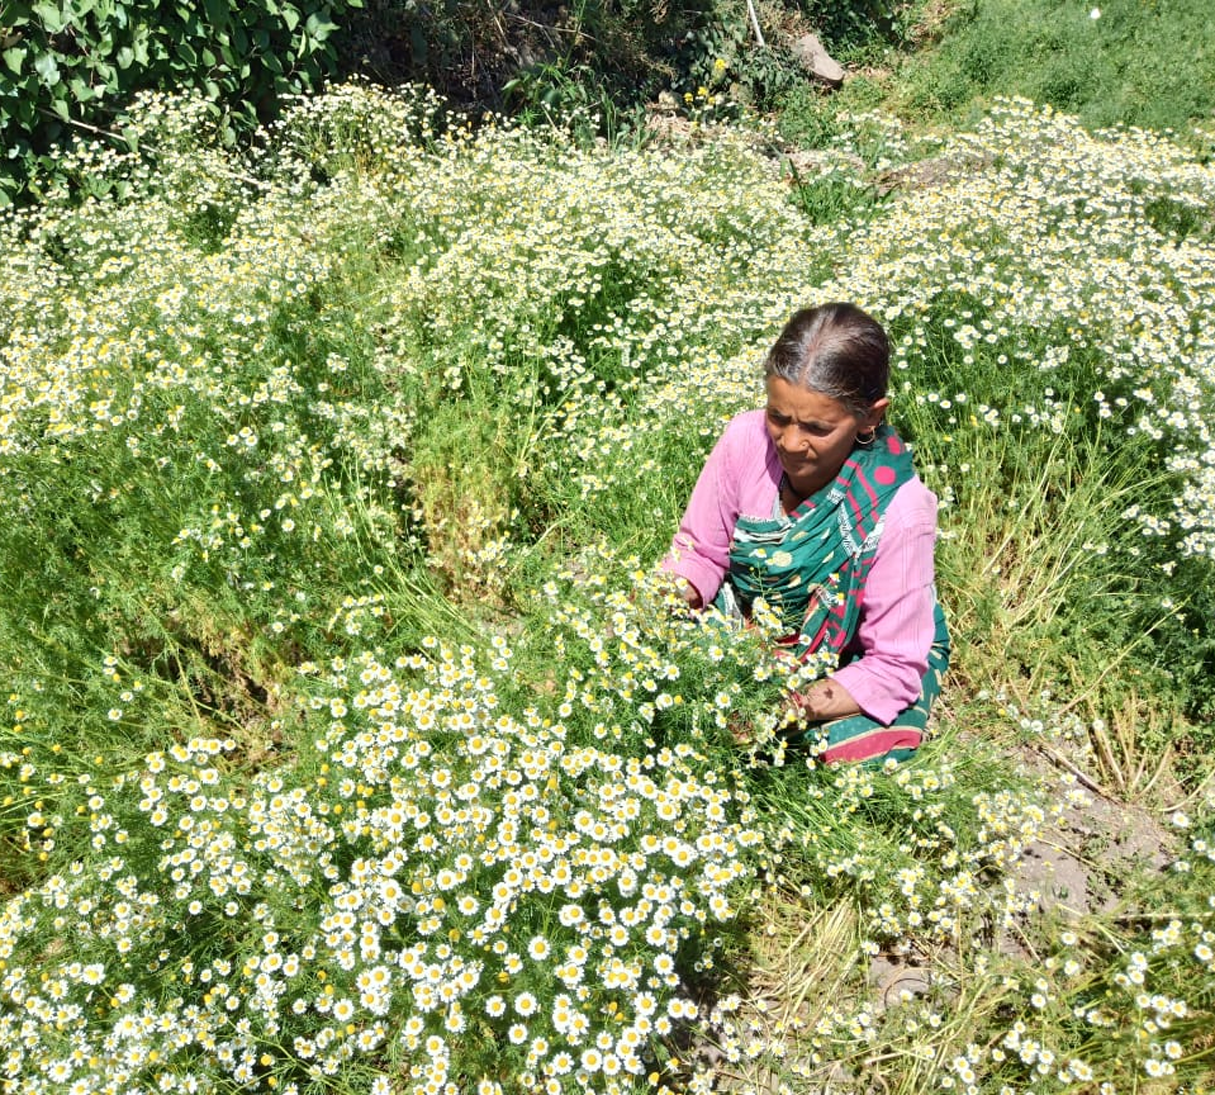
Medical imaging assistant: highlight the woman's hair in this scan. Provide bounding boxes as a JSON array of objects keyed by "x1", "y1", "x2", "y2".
[{"x1": 763, "y1": 302, "x2": 890, "y2": 418}]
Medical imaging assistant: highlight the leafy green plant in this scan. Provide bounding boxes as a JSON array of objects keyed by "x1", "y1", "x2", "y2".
[
  {"x1": 0, "y1": 0, "x2": 362, "y2": 205},
  {"x1": 787, "y1": 162, "x2": 884, "y2": 223},
  {"x1": 798, "y1": 0, "x2": 916, "y2": 57},
  {"x1": 503, "y1": 58, "x2": 649, "y2": 148}
]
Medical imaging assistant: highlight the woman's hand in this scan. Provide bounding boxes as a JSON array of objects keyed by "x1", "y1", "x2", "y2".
[
  {"x1": 676, "y1": 578, "x2": 703, "y2": 610},
  {"x1": 787, "y1": 678, "x2": 862, "y2": 723}
]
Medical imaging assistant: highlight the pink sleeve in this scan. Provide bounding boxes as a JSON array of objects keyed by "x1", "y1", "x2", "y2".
[
  {"x1": 830, "y1": 480, "x2": 938, "y2": 725},
  {"x1": 660, "y1": 413, "x2": 763, "y2": 602}
]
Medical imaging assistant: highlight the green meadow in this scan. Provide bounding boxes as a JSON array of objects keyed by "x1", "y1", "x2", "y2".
[{"x1": 1, "y1": 3, "x2": 1215, "y2": 1093}]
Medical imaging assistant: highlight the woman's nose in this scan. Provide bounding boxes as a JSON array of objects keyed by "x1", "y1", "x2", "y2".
[{"x1": 779, "y1": 426, "x2": 807, "y2": 452}]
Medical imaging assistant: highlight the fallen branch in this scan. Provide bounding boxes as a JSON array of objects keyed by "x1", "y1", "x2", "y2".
[
  {"x1": 745, "y1": 0, "x2": 766, "y2": 47},
  {"x1": 1033, "y1": 742, "x2": 1111, "y2": 800}
]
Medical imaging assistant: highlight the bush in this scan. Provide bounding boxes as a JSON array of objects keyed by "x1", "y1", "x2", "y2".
[
  {"x1": 338, "y1": 0, "x2": 720, "y2": 115},
  {"x1": 0, "y1": 0, "x2": 361, "y2": 205}
]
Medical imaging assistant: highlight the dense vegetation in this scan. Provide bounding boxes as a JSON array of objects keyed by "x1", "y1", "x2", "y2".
[
  {"x1": 6, "y1": 0, "x2": 1211, "y2": 205},
  {"x1": 0, "y1": 0, "x2": 364, "y2": 205},
  {"x1": 2, "y1": 2, "x2": 1214, "y2": 1094}
]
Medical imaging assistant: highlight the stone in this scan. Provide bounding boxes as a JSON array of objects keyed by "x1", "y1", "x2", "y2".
[
  {"x1": 790, "y1": 32, "x2": 845, "y2": 87},
  {"x1": 869, "y1": 956, "x2": 933, "y2": 1009}
]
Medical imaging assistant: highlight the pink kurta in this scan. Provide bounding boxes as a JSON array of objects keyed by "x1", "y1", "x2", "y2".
[{"x1": 663, "y1": 409, "x2": 939, "y2": 725}]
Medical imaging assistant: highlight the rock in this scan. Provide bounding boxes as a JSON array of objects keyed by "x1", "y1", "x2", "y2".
[
  {"x1": 870, "y1": 956, "x2": 933, "y2": 1009},
  {"x1": 790, "y1": 33, "x2": 845, "y2": 87},
  {"x1": 1015, "y1": 837, "x2": 1094, "y2": 916}
]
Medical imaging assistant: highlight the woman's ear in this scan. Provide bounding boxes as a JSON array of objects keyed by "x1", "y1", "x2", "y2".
[{"x1": 865, "y1": 397, "x2": 891, "y2": 428}]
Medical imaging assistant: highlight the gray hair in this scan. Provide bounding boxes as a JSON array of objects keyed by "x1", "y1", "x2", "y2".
[{"x1": 763, "y1": 302, "x2": 890, "y2": 418}]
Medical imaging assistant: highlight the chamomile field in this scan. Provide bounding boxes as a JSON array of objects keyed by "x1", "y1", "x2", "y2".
[{"x1": 1, "y1": 79, "x2": 1214, "y2": 1095}]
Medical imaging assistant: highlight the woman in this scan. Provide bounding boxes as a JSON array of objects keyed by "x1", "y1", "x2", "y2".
[{"x1": 664, "y1": 302, "x2": 949, "y2": 765}]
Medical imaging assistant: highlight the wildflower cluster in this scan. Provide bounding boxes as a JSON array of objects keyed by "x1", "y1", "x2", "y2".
[
  {"x1": 2, "y1": 80, "x2": 1215, "y2": 1095},
  {"x1": 0, "y1": 593, "x2": 774, "y2": 1093}
]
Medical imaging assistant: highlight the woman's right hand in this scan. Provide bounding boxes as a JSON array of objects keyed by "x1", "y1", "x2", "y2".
[{"x1": 677, "y1": 579, "x2": 703, "y2": 610}]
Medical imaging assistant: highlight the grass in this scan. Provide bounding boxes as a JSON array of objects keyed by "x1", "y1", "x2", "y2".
[
  {"x1": 1, "y1": 57, "x2": 1215, "y2": 1095},
  {"x1": 776, "y1": 0, "x2": 1215, "y2": 162},
  {"x1": 910, "y1": 0, "x2": 1215, "y2": 134}
]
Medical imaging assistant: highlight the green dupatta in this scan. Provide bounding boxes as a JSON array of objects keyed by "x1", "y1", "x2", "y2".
[{"x1": 714, "y1": 424, "x2": 915, "y2": 660}]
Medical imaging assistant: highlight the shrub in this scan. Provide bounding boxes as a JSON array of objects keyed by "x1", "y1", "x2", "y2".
[{"x1": 0, "y1": 0, "x2": 361, "y2": 205}]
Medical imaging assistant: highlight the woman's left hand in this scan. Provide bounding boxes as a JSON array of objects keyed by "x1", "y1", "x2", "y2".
[{"x1": 787, "y1": 678, "x2": 863, "y2": 723}]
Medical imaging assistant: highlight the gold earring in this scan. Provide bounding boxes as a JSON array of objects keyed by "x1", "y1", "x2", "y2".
[{"x1": 855, "y1": 427, "x2": 876, "y2": 446}]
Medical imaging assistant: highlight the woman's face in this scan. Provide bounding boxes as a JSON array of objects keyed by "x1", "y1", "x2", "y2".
[{"x1": 764, "y1": 376, "x2": 888, "y2": 497}]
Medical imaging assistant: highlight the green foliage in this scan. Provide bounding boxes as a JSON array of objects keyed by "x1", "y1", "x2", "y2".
[
  {"x1": 336, "y1": 0, "x2": 916, "y2": 141},
  {"x1": 502, "y1": 58, "x2": 651, "y2": 148},
  {"x1": 344, "y1": 0, "x2": 719, "y2": 123},
  {"x1": 4, "y1": 82, "x2": 1215, "y2": 1093},
  {"x1": 777, "y1": 72, "x2": 889, "y2": 149},
  {"x1": 797, "y1": 0, "x2": 916, "y2": 57},
  {"x1": 0, "y1": 0, "x2": 362, "y2": 205},
  {"x1": 777, "y1": 82, "x2": 845, "y2": 148},
  {"x1": 683, "y1": 12, "x2": 804, "y2": 114},
  {"x1": 892, "y1": 0, "x2": 1215, "y2": 134},
  {"x1": 787, "y1": 164, "x2": 884, "y2": 223}
]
